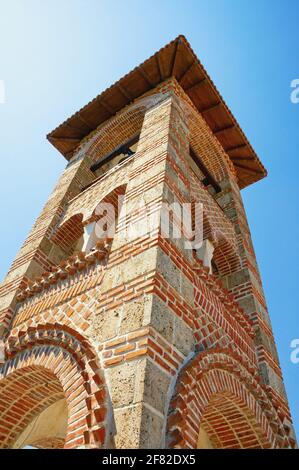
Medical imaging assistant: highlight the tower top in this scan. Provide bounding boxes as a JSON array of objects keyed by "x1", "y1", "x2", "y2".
[{"x1": 47, "y1": 35, "x2": 266, "y2": 189}]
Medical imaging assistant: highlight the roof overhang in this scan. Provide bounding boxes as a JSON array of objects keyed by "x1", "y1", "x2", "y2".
[{"x1": 47, "y1": 35, "x2": 267, "y2": 189}]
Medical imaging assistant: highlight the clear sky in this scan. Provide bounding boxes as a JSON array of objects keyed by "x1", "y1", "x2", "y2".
[{"x1": 0, "y1": 0, "x2": 298, "y2": 439}]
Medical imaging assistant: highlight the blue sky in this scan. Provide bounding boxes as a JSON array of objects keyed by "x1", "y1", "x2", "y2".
[{"x1": 0, "y1": 0, "x2": 298, "y2": 439}]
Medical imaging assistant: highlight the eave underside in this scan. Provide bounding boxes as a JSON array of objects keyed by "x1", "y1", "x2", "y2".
[{"x1": 47, "y1": 35, "x2": 267, "y2": 189}]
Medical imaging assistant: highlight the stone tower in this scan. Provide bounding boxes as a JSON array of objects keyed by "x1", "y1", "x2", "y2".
[{"x1": 0, "y1": 36, "x2": 296, "y2": 449}]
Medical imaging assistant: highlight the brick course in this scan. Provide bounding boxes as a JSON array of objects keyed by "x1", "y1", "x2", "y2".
[{"x1": 0, "y1": 46, "x2": 295, "y2": 448}]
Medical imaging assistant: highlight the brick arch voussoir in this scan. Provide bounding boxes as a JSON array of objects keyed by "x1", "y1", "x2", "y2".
[
  {"x1": 50, "y1": 212, "x2": 84, "y2": 253},
  {"x1": 166, "y1": 348, "x2": 289, "y2": 449},
  {"x1": 2, "y1": 324, "x2": 108, "y2": 449},
  {"x1": 192, "y1": 303, "x2": 255, "y2": 368},
  {"x1": 86, "y1": 93, "x2": 165, "y2": 161},
  {"x1": 194, "y1": 315, "x2": 233, "y2": 352},
  {"x1": 86, "y1": 183, "x2": 127, "y2": 226},
  {"x1": 182, "y1": 93, "x2": 236, "y2": 182},
  {"x1": 212, "y1": 234, "x2": 241, "y2": 276},
  {"x1": 0, "y1": 365, "x2": 65, "y2": 448},
  {"x1": 190, "y1": 177, "x2": 241, "y2": 276}
]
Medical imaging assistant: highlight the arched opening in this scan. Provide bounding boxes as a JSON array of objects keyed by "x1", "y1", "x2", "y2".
[
  {"x1": 197, "y1": 392, "x2": 266, "y2": 449},
  {"x1": 0, "y1": 366, "x2": 67, "y2": 449},
  {"x1": 88, "y1": 184, "x2": 127, "y2": 241},
  {"x1": 86, "y1": 93, "x2": 165, "y2": 168},
  {"x1": 13, "y1": 399, "x2": 68, "y2": 449},
  {"x1": 50, "y1": 184, "x2": 127, "y2": 262},
  {"x1": 0, "y1": 340, "x2": 108, "y2": 449},
  {"x1": 166, "y1": 350, "x2": 286, "y2": 449},
  {"x1": 189, "y1": 170, "x2": 241, "y2": 278},
  {"x1": 50, "y1": 213, "x2": 84, "y2": 260},
  {"x1": 74, "y1": 183, "x2": 127, "y2": 257},
  {"x1": 91, "y1": 137, "x2": 139, "y2": 179}
]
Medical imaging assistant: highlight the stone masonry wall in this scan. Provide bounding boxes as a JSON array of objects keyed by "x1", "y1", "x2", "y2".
[{"x1": 0, "y1": 78, "x2": 295, "y2": 449}]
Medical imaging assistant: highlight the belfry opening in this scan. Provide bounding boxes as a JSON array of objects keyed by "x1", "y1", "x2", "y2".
[{"x1": 0, "y1": 36, "x2": 296, "y2": 449}]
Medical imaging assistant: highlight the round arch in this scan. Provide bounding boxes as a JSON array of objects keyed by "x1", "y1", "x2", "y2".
[
  {"x1": 85, "y1": 183, "x2": 127, "y2": 227},
  {"x1": 51, "y1": 184, "x2": 128, "y2": 252},
  {"x1": 0, "y1": 365, "x2": 66, "y2": 449},
  {"x1": 85, "y1": 92, "x2": 167, "y2": 162},
  {"x1": 50, "y1": 213, "x2": 84, "y2": 254},
  {"x1": 0, "y1": 327, "x2": 108, "y2": 449},
  {"x1": 189, "y1": 173, "x2": 241, "y2": 277},
  {"x1": 166, "y1": 349, "x2": 289, "y2": 449}
]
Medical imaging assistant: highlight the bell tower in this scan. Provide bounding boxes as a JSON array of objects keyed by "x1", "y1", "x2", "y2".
[{"x1": 0, "y1": 36, "x2": 296, "y2": 449}]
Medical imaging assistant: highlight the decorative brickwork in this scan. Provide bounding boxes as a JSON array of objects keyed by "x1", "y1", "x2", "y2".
[
  {"x1": 0, "y1": 336, "x2": 107, "y2": 448},
  {"x1": 0, "y1": 38, "x2": 296, "y2": 449},
  {"x1": 166, "y1": 349, "x2": 290, "y2": 449}
]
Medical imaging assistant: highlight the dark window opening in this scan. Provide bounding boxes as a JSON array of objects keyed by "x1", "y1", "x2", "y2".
[
  {"x1": 190, "y1": 146, "x2": 221, "y2": 193},
  {"x1": 90, "y1": 133, "x2": 140, "y2": 174}
]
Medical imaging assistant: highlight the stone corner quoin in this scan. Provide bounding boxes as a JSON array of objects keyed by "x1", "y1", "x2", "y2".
[{"x1": 0, "y1": 36, "x2": 296, "y2": 450}]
